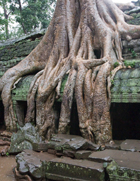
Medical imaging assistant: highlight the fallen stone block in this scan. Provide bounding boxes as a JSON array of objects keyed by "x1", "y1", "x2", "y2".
[
  {"x1": 45, "y1": 157, "x2": 105, "y2": 181},
  {"x1": 47, "y1": 134, "x2": 100, "y2": 152},
  {"x1": 63, "y1": 149, "x2": 75, "y2": 158},
  {"x1": 16, "y1": 150, "x2": 105, "y2": 181},
  {"x1": 9, "y1": 123, "x2": 44, "y2": 154},
  {"x1": 33, "y1": 142, "x2": 48, "y2": 152},
  {"x1": 16, "y1": 149, "x2": 56, "y2": 179},
  {"x1": 74, "y1": 150, "x2": 92, "y2": 159},
  {"x1": 88, "y1": 149, "x2": 140, "y2": 180},
  {"x1": 106, "y1": 160, "x2": 140, "y2": 181},
  {"x1": 47, "y1": 149, "x2": 57, "y2": 155}
]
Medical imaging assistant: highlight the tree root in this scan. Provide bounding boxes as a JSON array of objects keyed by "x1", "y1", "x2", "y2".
[
  {"x1": 14, "y1": 167, "x2": 32, "y2": 181},
  {"x1": 1, "y1": 0, "x2": 140, "y2": 144}
]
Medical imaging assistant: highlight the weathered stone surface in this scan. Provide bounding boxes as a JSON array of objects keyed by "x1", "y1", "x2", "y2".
[
  {"x1": 9, "y1": 123, "x2": 43, "y2": 153},
  {"x1": 90, "y1": 150, "x2": 140, "y2": 180},
  {"x1": 33, "y1": 142, "x2": 48, "y2": 152},
  {"x1": 11, "y1": 75, "x2": 34, "y2": 101},
  {"x1": 16, "y1": 149, "x2": 56, "y2": 179},
  {"x1": 106, "y1": 160, "x2": 140, "y2": 181},
  {"x1": 47, "y1": 134, "x2": 100, "y2": 151},
  {"x1": 47, "y1": 149, "x2": 57, "y2": 155},
  {"x1": 46, "y1": 157, "x2": 105, "y2": 181},
  {"x1": 2, "y1": 65, "x2": 140, "y2": 104},
  {"x1": 120, "y1": 139, "x2": 140, "y2": 152},
  {"x1": 89, "y1": 150, "x2": 140, "y2": 169},
  {"x1": 2, "y1": 64, "x2": 140, "y2": 104},
  {"x1": 111, "y1": 67, "x2": 140, "y2": 103},
  {"x1": 0, "y1": 29, "x2": 45, "y2": 47},
  {"x1": 105, "y1": 140, "x2": 122, "y2": 150},
  {"x1": 74, "y1": 150, "x2": 92, "y2": 159},
  {"x1": 16, "y1": 150, "x2": 105, "y2": 181},
  {"x1": 63, "y1": 149, "x2": 75, "y2": 158}
]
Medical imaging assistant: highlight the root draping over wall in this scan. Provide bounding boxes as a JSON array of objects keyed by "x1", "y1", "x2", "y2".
[{"x1": 1, "y1": 0, "x2": 140, "y2": 144}]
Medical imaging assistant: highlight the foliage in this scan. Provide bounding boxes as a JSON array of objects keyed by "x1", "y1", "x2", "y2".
[
  {"x1": 129, "y1": 48, "x2": 137, "y2": 58},
  {"x1": 6, "y1": 152, "x2": 9, "y2": 156},
  {"x1": 124, "y1": 60, "x2": 136, "y2": 68},
  {"x1": 0, "y1": 0, "x2": 11, "y2": 39},
  {"x1": 9, "y1": 0, "x2": 56, "y2": 34},
  {"x1": 111, "y1": 79, "x2": 114, "y2": 86},
  {"x1": 113, "y1": 62, "x2": 119, "y2": 68},
  {"x1": 0, "y1": 0, "x2": 56, "y2": 39}
]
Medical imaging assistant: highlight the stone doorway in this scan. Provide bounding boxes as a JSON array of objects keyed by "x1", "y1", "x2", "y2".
[
  {"x1": 15, "y1": 101, "x2": 27, "y2": 127},
  {"x1": 111, "y1": 103, "x2": 140, "y2": 140},
  {"x1": 54, "y1": 102, "x2": 81, "y2": 135}
]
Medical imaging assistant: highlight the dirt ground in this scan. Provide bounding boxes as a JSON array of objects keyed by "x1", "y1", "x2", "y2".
[{"x1": 0, "y1": 146, "x2": 16, "y2": 181}]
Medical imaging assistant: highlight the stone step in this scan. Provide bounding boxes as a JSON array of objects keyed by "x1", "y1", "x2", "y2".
[
  {"x1": 88, "y1": 149, "x2": 140, "y2": 181},
  {"x1": 16, "y1": 150, "x2": 105, "y2": 181},
  {"x1": 120, "y1": 139, "x2": 140, "y2": 152},
  {"x1": 89, "y1": 149, "x2": 140, "y2": 167},
  {"x1": 46, "y1": 157, "x2": 105, "y2": 181}
]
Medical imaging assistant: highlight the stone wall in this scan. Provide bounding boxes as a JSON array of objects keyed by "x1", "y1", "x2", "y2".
[{"x1": 0, "y1": 30, "x2": 45, "y2": 78}]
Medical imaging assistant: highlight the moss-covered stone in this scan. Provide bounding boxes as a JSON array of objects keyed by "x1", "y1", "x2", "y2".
[
  {"x1": 9, "y1": 123, "x2": 43, "y2": 153},
  {"x1": 46, "y1": 158, "x2": 105, "y2": 181},
  {"x1": 3, "y1": 66, "x2": 140, "y2": 104},
  {"x1": 107, "y1": 161, "x2": 140, "y2": 181}
]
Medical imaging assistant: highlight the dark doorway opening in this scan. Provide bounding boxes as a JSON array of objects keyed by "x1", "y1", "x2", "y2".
[
  {"x1": 53, "y1": 102, "x2": 61, "y2": 131},
  {"x1": 111, "y1": 103, "x2": 140, "y2": 140},
  {"x1": 16, "y1": 101, "x2": 27, "y2": 126},
  {"x1": 94, "y1": 49, "x2": 101, "y2": 59},
  {"x1": 0, "y1": 101, "x2": 5, "y2": 130},
  {"x1": 70, "y1": 102, "x2": 81, "y2": 136},
  {"x1": 54, "y1": 102, "x2": 81, "y2": 136}
]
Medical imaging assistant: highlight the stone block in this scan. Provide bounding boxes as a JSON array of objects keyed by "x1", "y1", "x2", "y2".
[
  {"x1": 9, "y1": 123, "x2": 44, "y2": 153},
  {"x1": 16, "y1": 149, "x2": 56, "y2": 179},
  {"x1": 107, "y1": 160, "x2": 140, "y2": 181},
  {"x1": 46, "y1": 157, "x2": 105, "y2": 181},
  {"x1": 120, "y1": 139, "x2": 140, "y2": 152},
  {"x1": 33, "y1": 142, "x2": 48, "y2": 152},
  {"x1": 47, "y1": 134, "x2": 100, "y2": 152},
  {"x1": 74, "y1": 150, "x2": 92, "y2": 159}
]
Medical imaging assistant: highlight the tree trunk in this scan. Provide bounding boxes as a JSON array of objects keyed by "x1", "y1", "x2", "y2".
[
  {"x1": 1, "y1": 0, "x2": 140, "y2": 144},
  {"x1": 2, "y1": 0, "x2": 9, "y2": 39},
  {"x1": 18, "y1": 0, "x2": 27, "y2": 34}
]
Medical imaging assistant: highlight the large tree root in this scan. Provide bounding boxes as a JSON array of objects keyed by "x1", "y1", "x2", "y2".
[
  {"x1": 14, "y1": 168, "x2": 32, "y2": 181},
  {"x1": 1, "y1": 0, "x2": 140, "y2": 144}
]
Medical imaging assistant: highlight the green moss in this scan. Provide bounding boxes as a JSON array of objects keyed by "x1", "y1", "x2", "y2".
[{"x1": 114, "y1": 62, "x2": 119, "y2": 68}]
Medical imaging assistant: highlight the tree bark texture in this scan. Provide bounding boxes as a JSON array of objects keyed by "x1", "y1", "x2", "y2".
[{"x1": 1, "y1": 0, "x2": 140, "y2": 144}]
